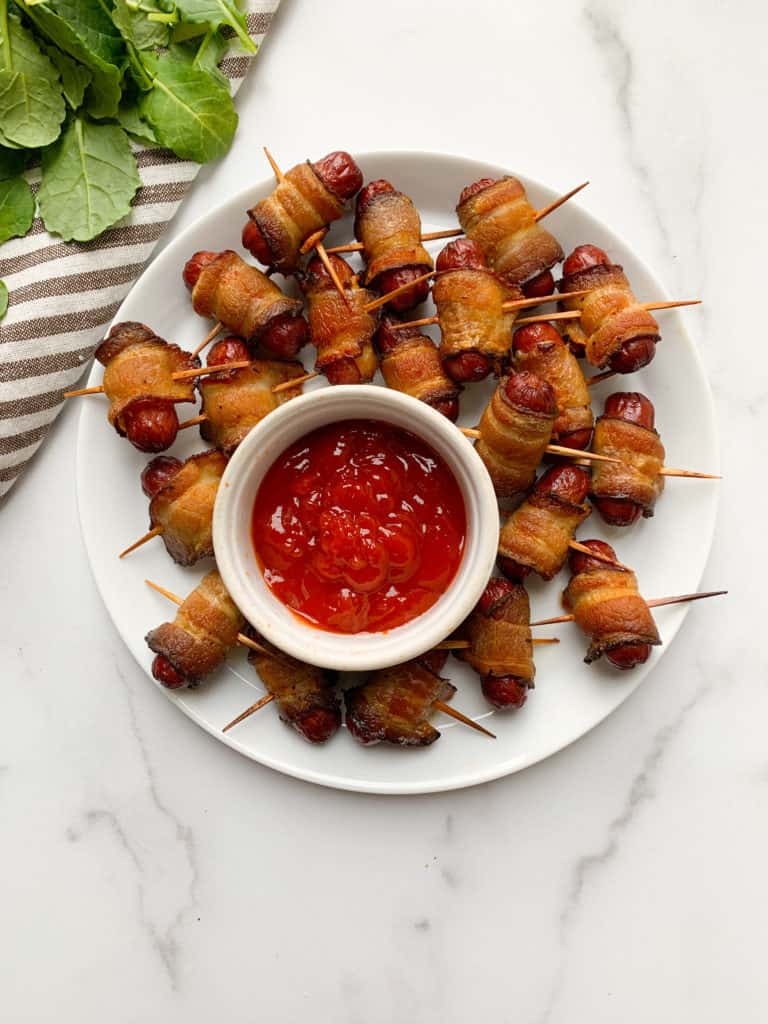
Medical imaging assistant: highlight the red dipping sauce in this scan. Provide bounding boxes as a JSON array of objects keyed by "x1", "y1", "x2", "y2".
[{"x1": 251, "y1": 419, "x2": 466, "y2": 634}]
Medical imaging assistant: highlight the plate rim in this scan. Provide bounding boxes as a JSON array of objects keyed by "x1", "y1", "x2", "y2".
[{"x1": 75, "y1": 148, "x2": 720, "y2": 794}]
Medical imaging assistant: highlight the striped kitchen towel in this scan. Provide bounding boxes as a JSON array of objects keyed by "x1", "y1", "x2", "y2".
[{"x1": 0, "y1": 1, "x2": 280, "y2": 500}]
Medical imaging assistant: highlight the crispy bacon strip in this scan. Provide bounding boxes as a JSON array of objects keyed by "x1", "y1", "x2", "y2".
[
  {"x1": 563, "y1": 556, "x2": 661, "y2": 664},
  {"x1": 246, "y1": 636, "x2": 341, "y2": 744},
  {"x1": 474, "y1": 375, "x2": 558, "y2": 498},
  {"x1": 301, "y1": 254, "x2": 379, "y2": 383},
  {"x1": 191, "y1": 251, "x2": 303, "y2": 341},
  {"x1": 199, "y1": 360, "x2": 305, "y2": 454},
  {"x1": 455, "y1": 581, "x2": 534, "y2": 682},
  {"x1": 146, "y1": 570, "x2": 244, "y2": 685},
  {"x1": 247, "y1": 161, "x2": 346, "y2": 274},
  {"x1": 148, "y1": 450, "x2": 227, "y2": 566},
  {"x1": 433, "y1": 268, "x2": 518, "y2": 370},
  {"x1": 376, "y1": 316, "x2": 460, "y2": 409},
  {"x1": 498, "y1": 476, "x2": 590, "y2": 581},
  {"x1": 355, "y1": 187, "x2": 433, "y2": 284},
  {"x1": 513, "y1": 326, "x2": 593, "y2": 445},
  {"x1": 345, "y1": 652, "x2": 455, "y2": 747},
  {"x1": 558, "y1": 263, "x2": 660, "y2": 368},
  {"x1": 591, "y1": 414, "x2": 665, "y2": 517},
  {"x1": 457, "y1": 177, "x2": 564, "y2": 285},
  {"x1": 95, "y1": 321, "x2": 197, "y2": 431}
]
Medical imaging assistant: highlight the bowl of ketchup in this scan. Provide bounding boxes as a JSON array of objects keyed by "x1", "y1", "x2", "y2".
[{"x1": 214, "y1": 386, "x2": 498, "y2": 671}]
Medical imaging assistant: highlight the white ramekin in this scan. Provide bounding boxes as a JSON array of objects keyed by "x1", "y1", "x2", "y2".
[{"x1": 213, "y1": 386, "x2": 498, "y2": 671}]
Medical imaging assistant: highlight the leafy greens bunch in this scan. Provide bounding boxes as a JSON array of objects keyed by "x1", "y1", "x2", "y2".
[{"x1": 0, "y1": 0, "x2": 253, "y2": 245}]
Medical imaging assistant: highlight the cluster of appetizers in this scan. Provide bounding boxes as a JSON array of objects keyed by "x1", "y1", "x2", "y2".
[{"x1": 70, "y1": 148, "x2": 721, "y2": 749}]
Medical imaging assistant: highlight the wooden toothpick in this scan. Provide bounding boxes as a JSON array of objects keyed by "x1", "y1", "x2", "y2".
[
  {"x1": 434, "y1": 700, "x2": 496, "y2": 738},
  {"x1": 147, "y1": 579, "x2": 497, "y2": 740},
  {"x1": 172, "y1": 360, "x2": 250, "y2": 382},
  {"x1": 363, "y1": 270, "x2": 436, "y2": 314},
  {"x1": 534, "y1": 181, "x2": 590, "y2": 222},
  {"x1": 192, "y1": 321, "x2": 223, "y2": 358},
  {"x1": 265, "y1": 146, "x2": 350, "y2": 305},
  {"x1": 568, "y1": 540, "x2": 630, "y2": 571},
  {"x1": 324, "y1": 181, "x2": 587, "y2": 257},
  {"x1": 459, "y1": 427, "x2": 621, "y2": 466},
  {"x1": 145, "y1": 580, "x2": 271, "y2": 656},
  {"x1": 529, "y1": 590, "x2": 727, "y2": 627},
  {"x1": 119, "y1": 526, "x2": 164, "y2": 558},
  {"x1": 67, "y1": 360, "x2": 252, "y2": 398}
]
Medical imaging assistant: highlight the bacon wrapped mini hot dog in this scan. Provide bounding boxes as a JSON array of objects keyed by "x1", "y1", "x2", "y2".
[
  {"x1": 512, "y1": 322, "x2": 593, "y2": 450},
  {"x1": 456, "y1": 177, "x2": 564, "y2": 287},
  {"x1": 497, "y1": 465, "x2": 591, "y2": 582},
  {"x1": 474, "y1": 371, "x2": 558, "y2": 498},
  {"x1": 345, "y1": 650, "x2": 455, "y2": 747},
  {"x1": 376, "y1": 315, "x2": 461, "y2": 421},
  {"x1": 432, "y1": 239, "x2": 519, "y2": 383},
  {"x1": 183, "y1": 250, "x2": 308, "y2": 359},
  {"x1": 242, "y1": 151, "x2": 362, "y2": 274},
  {"x1": 246, "y1": 634, "x2": 341, "y2": 744},
  {"x1": 95, "y1": 322, "x2": 199, "y2": 453},
  {"x1": 354, "y1": 180, "x2": 434, "y2": 312},
  {"x1": 564, "y1": 540, "x2": 661, "y2": 669},
  {"x1": 558, "y1": 245, "x2": 660, "y2": 372},
  {"x1": 142, "y1": 449, "x2": 227, "y2": 566},
  {"x1": 301, "y1": 253, "x2": 379, "y2": 384},
  {"x1": 197, "y1": 337, "x2": 305, "y2": 454},
  {"x1": 454, "y1": 579, "x2": 534, "y2": 710},
  {"x1": 590, "y1": 392, "x2": 665, "y2": 526},
  {"x1": 146, "y1": 570, "x2": 245, "y2": 689}
]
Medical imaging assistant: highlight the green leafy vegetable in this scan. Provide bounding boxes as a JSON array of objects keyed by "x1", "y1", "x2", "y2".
[
  {"x1": 169, "y1": 27, "x2": 228, "y2": 86},
  {"x1": 44, "y1": 43, "x2": 92, "y2": 110},
  {"x1": 140, "y1": 52, "x2": 237, "y2": 163},
  {"x1": 173, "y1": 0, "x2": 256, "y2": 54},
  {"x1": 16, "y1": 0, "x2": 124, "y2": 119},
  {"x1": 38, "y1": 117, "x2": 140, "y2": 241},
  {"x1": 0, "y1": 6, "x2": 65, "y2": 147},
  {"x1": 112, "y1": 0, "x2": 171, "y2": 51},
  {"x1": 0, "y1": 144, "x2": 24, "y2": 179},
  {"x1": 117, "y1": 99, "x2": 157, "y2": 144},
  {"x1": 0, "y1": 174, "x2": 35, "y2": 242},
  {"x1": 0, "y1": 280, "x2": 8, "y2": 320},
  {"x1": 0, "y1": 0, "x2": 249, "y2": 246}
]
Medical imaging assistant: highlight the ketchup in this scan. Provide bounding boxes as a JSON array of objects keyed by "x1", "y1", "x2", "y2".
[{"x1": 251, "y1": 419, "x2": 466, "y2": 634}]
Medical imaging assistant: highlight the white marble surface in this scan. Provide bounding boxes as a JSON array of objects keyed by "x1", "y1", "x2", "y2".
[{"x1": 1, "y1": 0, "x2": 764, "y2": 1019}]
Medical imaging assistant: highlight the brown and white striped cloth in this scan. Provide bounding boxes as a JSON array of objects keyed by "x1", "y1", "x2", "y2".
[{"x1": 0, "y1": 1, "x2": 280, "y2": 500}]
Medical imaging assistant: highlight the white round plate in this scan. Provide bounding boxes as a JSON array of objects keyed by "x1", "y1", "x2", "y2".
[{"x1": 77, "y1": 151, "x2": 719, "y2": 794}]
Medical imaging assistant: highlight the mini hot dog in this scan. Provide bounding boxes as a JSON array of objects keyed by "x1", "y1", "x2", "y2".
[
  {"x1": 454, "y1": 578, "x2": 535, "y2": 710},
  {"x1": 300, "y1": 253, "x2": 379, "y2": 384},
  {"x1": 564, "y1": 540, "x2": 661, "y2": 669},
  {"x1": 512, "y1": 322, "x2": 593, "y2": 450},
  {"x1": 497, "y1": 465, "x2": 591, "y2": 582},
  {"x1": 456, "y1": 177, "x2": 564, "y2": 287},
  {"x1": 558, "y1": 244, "x2": 660, "y2": 372},
  {"x1": 197, "y1": 337, "x2": 305, "y2": 454},
  {"x1": 143, "y1": 449, "x2": 227, "y2": 566},
  {"x1": 474, "y1": 370, "x2": 558, "y2": 498},
  {"x1": 354, "y1": 179, "x2": 434, "y2": 312},
  {"x1": 183, "y1": 250, "x2": 308, "y2": 359},
  {"x1": 146, "y1": 570, "x2": 245, "y2": 689},
  {"x1": 432, "y1": 239, "x2": 519, "y2": 383},
  {"x1": 345, "y1": 651, "x2": 456, "y2": 747},
  {"x1": 376, "y1": 315, "x2": 461, "y2": 421},
  {"x1": 245, "y1": 632, "x2": 341, "y2": 744},
  {"x1": 590, "y1": 392, "x2": 665, "y2": 525},
  {"x1": 243, "y1": 151, "x2": 363, "y2": 274},
  {"x1": 95, "y1": 322, "x2": 199, "y2": 453}
]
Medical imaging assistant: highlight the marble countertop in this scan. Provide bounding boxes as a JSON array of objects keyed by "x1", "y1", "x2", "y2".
[{"x1": 2, "y1": 1, "x2": 763, "y2": 1020}]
